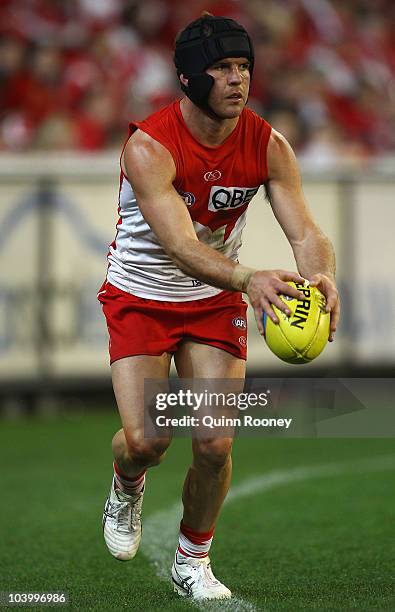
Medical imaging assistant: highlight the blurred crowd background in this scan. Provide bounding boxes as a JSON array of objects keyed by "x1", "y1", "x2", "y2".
[{"x1": 1, "y1": 0, "x2": 394, "y2": 165}]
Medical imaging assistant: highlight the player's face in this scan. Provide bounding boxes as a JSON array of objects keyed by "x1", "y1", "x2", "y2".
[{"x1": 206, "y1": 57, "x2": 251, "y2": 118}]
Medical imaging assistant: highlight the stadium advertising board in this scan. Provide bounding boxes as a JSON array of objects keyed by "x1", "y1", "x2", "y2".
[{"x1": 0, "y1": 159, "x2": 394, "y2": 381}]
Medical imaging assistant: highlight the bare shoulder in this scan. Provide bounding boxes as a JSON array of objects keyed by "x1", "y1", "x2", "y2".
[
  {"x1": 122, "y1": 130, "x2": 176, "y2": 184},
  {"x1": 267, "y1": 128, "x2": 299, "y2": 180}
]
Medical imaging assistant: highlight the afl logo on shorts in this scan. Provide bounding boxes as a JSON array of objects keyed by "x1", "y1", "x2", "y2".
[
  {"x1": 204, "y1": 170, "x2": 222, "y2": 181},
  {"x1": 232, "y1": 316, "x2": 247, "y2": 330}
]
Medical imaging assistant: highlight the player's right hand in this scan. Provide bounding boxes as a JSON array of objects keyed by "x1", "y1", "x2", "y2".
[{"x1": 246, "y1": 270, "x2": 305, "y2": 335}]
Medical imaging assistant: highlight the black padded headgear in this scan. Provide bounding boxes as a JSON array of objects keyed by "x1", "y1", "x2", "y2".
[{"x1": 174, "y1": 15, "x2": 254, "y2": 110}]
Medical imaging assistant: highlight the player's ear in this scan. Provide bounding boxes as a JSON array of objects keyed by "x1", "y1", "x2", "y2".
[{"x1": 179, "y1": 74, "x2": 188, "y2": 86}]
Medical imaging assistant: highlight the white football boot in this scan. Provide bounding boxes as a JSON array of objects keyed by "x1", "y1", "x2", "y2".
[
  {"x1": 102, "y1": 478, "x2": 144, "y2": 561},
  {"x1": 172, "y1": 550, "x2": 232, "y2": 600}
]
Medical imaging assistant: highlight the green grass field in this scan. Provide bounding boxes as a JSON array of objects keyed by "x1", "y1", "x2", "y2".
[{"x1": 0, "y1": 410, "x2": 394, "y2": 611}]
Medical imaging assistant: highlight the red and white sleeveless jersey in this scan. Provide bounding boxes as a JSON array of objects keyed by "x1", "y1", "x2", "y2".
[{"x1": 107, "y1": 99, "x2": 272, "y2": 301}]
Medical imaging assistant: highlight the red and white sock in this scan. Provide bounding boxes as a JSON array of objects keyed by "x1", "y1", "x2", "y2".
[
  {"x1": 177, "y1": 521, "x2": 215, "y2": 559},
  {"x1": 113, "y1": 462, "x2": 145, "y2": 496}
]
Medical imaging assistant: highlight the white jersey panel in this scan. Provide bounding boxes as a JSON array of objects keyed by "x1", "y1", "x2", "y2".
[{"x1": 107, "y1": 177, "x2": 245, "y2": 301}]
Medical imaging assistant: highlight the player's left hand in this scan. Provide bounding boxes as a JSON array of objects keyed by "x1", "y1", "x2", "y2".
[{"x1": 308, "y1": 273, "x2": 340, "y2": 342}]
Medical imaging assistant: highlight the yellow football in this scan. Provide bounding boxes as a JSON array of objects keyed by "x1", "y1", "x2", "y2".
[{"x1": 263, "y1": 281, "x2": 330, "y2": 364}]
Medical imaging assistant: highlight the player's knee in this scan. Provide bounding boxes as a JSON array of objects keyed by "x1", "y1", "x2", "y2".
[
  {"x1": 193, "y1": 438, "x2": 233, "y2": 472},
  {"x1": 126, "y1": 435, "x2": 171, "y2": 467}
]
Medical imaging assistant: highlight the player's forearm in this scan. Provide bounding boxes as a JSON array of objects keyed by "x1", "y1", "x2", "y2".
[
  {"x1": 168, "y1": 237, "x2": 255, "y2": 291},
  {"x1": 291, "y1": 228, "x2": 336, "y2": 281}
]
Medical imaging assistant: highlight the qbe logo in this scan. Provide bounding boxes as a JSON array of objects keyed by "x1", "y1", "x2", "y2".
[{"x1": 208, "y1": 186, "x2": 259, "y2": 212}]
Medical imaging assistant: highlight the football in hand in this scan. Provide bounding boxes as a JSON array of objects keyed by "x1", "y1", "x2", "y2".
[{"x1": 263, "y1": 281, "x2": 330, "y2": 364}]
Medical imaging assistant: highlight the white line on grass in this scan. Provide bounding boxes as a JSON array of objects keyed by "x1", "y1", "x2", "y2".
[
  {"x1": 226, "y1": 453, "x2": 395, "y2": 504},
  {"x1": 141, "y1": 453, "x2": 395, "y2": 610}
]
